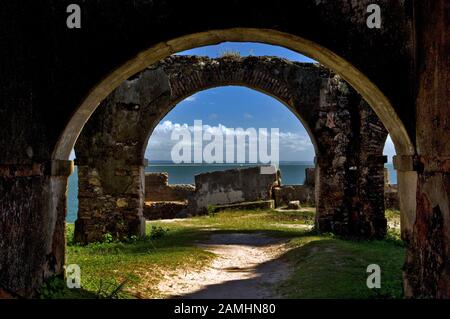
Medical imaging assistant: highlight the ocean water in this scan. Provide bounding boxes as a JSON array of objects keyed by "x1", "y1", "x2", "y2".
[{"x1": 66, "y1": 163, "x2": 397, "y2": 222}]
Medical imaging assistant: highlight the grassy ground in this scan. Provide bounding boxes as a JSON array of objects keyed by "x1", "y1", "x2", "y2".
[{"x1": 43, "y1": 208, "x2": 404, "y2": 299}]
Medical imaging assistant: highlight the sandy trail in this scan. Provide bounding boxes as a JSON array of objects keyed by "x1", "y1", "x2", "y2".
[{"x1": 157, "y1": 233, "x2": 292, "y2": 299}]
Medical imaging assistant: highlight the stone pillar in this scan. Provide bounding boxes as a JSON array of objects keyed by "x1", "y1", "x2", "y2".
[
  {"x1": 313, "y1": 75, "x2": 356, "y2": 236},
  {"x1": 354, "y1": 104, "x2": 389, "y2": 239},
  {"x1": 395, "y1": 154, "x2": 450, "y2": 298},
  {"x1": 315, "y1": 155, "x2": 351, "y2": 234},
  {"x1": 0, "y1": 160, "x2": 73, "y2": 297},
  {"x1": 402, "y1": 0, "x2": 450, "y2": 298},
  {"x1": 74, "y1": 160, "x2": 146, "y2": 244},
  {"x1": 354, "y1": 155, "x2": 388, "y2": 239},
  {"x1": 314, "y1": 76, "x2": 387, "y2": 239}
]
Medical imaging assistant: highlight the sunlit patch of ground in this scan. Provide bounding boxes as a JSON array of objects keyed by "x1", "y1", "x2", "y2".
[{"x1": 47, "y1": 208, "x2": 404, "y2": 299}]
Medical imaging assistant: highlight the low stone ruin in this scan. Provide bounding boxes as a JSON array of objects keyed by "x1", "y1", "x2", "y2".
[
  {"x1": 145, "y1": 172, "x2": 195, "y2": 202},
  {"x1": 143, "y1": 166, "x2": 280, "y2": 218},
  {"x1": 189, "y1": 166, "x2": 280, "y2": 214},
  {"x1": 144, "y1": 165, "x2": 399, "y2": 220},
  {"x1": 384, "y1": 169, "x2": 399, "y2": 210},
  {"x1": 273, "y1": 168, "x2": 315, "y2": 207},
  {"x1": 143, "y1": 172, "x2": 194, "y2": 220}
]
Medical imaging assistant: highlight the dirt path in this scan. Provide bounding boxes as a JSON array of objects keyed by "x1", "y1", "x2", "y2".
[{"x1": 157, "y1": 233, "x2": 293, "y2": 299}]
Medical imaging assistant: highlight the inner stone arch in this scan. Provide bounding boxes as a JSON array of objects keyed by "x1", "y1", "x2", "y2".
[{"x1": 73, "y1": 55, "x2": 388, "y2": 243}]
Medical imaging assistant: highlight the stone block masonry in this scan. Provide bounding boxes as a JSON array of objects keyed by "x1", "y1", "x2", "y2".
[
  {"x1": 74, "y1": 162, "x2": 146, "y2": 244},
  {"x1": 145, "y1": 172, "x2": 195, "y2": 202},
  {"x1": 143, "y1": 201, "x2": 188, "y2": 220},
  {"x1": 189, "y1": 166, "x2": 280, "y2": 214}
]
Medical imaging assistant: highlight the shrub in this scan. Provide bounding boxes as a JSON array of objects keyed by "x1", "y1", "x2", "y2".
[
  {"x1": 149, "y1": 225, "x2": 169, "y2": 240},
  {"x1": 103, "y1": 232, "x2": 114, "y2": 243}
]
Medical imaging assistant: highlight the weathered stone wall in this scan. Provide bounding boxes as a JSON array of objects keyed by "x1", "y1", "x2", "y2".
[
  {"x1": 0, "y1": 160, "x2": 72, "y2": 297},
  {"x1": 74, "y1": 161, "x2": 145, "y2": 244},
  {"x1": 402, "y1": 0, "x2": 450, "y2": 298},
  {"x1": 383, "y1": 168, "x2": 399, "y2": 210},
  {"x1": 353, "y1": 103, "x2": 389, "y2": 238},
  {"x1": 273, "y1": 168, "x2": 316, "y2": 206},
  {"x1": 313, "y1": 76, "x2": 388, "y2": 239},
  {"x1": 385, "y1": 184, "x2": 400, "y2": 210},
  {"x1": 144, "y1": 172, "x2": 195, "y2": 202},
  {"x1": 304, "y1": 168, "x2": 316, "y2": 187},
  {"x1": 190, "y1": 166, "x2": 280, "y2": 213},
  {"x1": 143, "y1": 201, "x2": 188, "y2": 220},
  {"x1": 273, "y1": 185, "x2": 315, "y2": 207}
]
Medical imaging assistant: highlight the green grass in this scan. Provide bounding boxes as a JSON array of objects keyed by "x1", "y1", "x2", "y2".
[
  {"x1": 279, "y1": 234, "x2": 404, "y2": 298},
  {"x1": 45, "y1": 208, "x2": 405, "y2": 299},
  {"x1": 61, "y1": 223, "x2": 214, "y2": 298}
]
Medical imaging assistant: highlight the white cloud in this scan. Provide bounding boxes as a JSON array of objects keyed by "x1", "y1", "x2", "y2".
[
  {"x1": 184, "y1": 95, "x2": 197, "y2": 102},
  {"x1": 146, "y1": 121, "x2": 315, "y2": 162},
  {"x1": 244, "y1": 113, "x2": 253, "y2": 119}
]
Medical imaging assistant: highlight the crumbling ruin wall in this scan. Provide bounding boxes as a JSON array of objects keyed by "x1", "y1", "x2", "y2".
[
  {"x1": 190, "y1": 166, "x2": 280, "y2": 213},
  {"x1": 273, "y1": 185, "x2": 315, "y2": 207},
  {"x1": 384, "y1": 168, "x2": 400, "y2": 210},
  {"x1": 74, "y1": 162, "x2": 145, "y2": 243},
  {"x1": 385, "y1": 184, "x2": 400, "y2": 210},
  {"x1": 143, "y1": 201, "x2": 188, "y2": 220},
  {"x1": 144, "y1": 172, "x2": 194, "y2": 202},
  {"x1": 273, "y1": 168, "x2": 316, "y2": 206}
]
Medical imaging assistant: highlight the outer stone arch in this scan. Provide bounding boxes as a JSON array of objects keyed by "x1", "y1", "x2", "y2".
[
  {"x1": 74, "y1": 55, "x2": 389, "y2": 243},
  {"x1": 53, "y1": 28, "x2": 414, "y2": 161}
]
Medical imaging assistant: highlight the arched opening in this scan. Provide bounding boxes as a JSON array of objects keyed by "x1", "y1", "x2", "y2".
[
  {"x1": 145, "y1": 86, "x2": 316, "y2": 185},
  {"x1": 53, "y1": 29, "x2": 414, "y2": 160},
  {"x1": 383, "y1": 134, "x2": 400, "y2": 232},
  {"x1": 56, "y1": 29, "x2": 416, "y2": 250},
  {"x1": 56, "y1": 37, "x2": 410, "y2": 298},
  {"x1": 70, "y1": 49, "x2": 391, "y2": 242},
  {"x1": 141, "y1": 86, "x2": 317, "y2": 222},
  {"x1": 3, "y1": 1, "x2": 447, "y2": 300}
]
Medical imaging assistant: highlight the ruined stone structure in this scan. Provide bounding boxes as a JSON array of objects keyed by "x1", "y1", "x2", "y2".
[
  {"x1": 143, "y1": 201, "x2": 188, "y2": 220},
  {"x1": 274, "y1": 185, "x2": 315, "y2": 208},
  {"x1": 141, "y1": 167, "x2": 398, "y2": 219},
  {"x1": 142, "y1": 172, "x2": 194, "y2": 220},
  {"x1": 273, "y1": 167, "x2": 316, "y2": 207},
  {"x1": 144, "y1": 173, "x2": 195, "y2": 203},
  {"x1": 384, "y1": 169, "x2": 400, "y2": 210},
  {"x1": 0, "y1": 0, "x2": 448, "y2": 298},
  {"x1": 74, "y1": 55, "x2": 388, "y2": 243},
  {"x1": 190, "y1": 166, "x2": 280, "y2": 213}
]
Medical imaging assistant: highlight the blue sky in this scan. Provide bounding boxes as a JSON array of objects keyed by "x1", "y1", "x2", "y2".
[
  {"x1": 178, "y1": 42, "x2": 316, "y2": 63},
  {"x1": 145, "y1": 42, "x2": 396, "y2": 163}
]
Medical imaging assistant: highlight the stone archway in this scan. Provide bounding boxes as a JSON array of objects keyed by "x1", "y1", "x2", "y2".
[
  {"x1": 74, "y1": 55, "x2": 388, "y2": 243},
  {"x1": 54, "y1": 29, "x2": 414, "y2": 160},
  {"x1": 4, "y1": 0, "x2": 447, "y2": 298}
]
